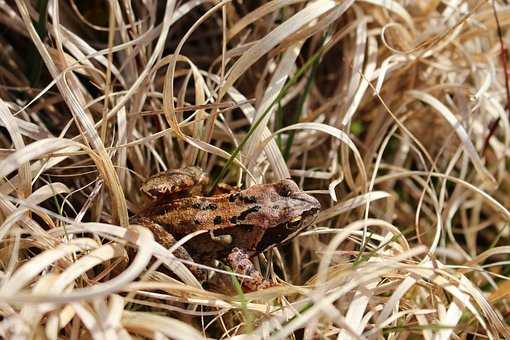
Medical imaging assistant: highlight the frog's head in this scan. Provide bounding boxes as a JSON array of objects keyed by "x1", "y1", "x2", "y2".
[{"x1": 254, "y1": 179, "x2": 321, "y2": 252}]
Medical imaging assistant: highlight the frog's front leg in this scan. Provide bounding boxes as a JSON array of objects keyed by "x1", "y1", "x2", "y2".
[
  {"x1": 137, "y1": 217, "x2": 206, "y2": 281},
  {"x1": 226, "y1": 247, "x2": 273, "y2": 291}
]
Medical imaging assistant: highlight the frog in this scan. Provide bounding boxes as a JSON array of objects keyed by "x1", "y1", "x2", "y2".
[{"x1": 135, "y1": 166, "x2": 321, "y2": 291}]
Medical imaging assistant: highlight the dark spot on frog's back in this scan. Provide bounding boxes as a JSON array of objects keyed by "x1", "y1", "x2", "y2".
[
  {"x1": 278, "y1": 184, "x2": 292, "y2": 197},
  {"x1": 207, "y1": 203, "x2": 218, "y2": 210},
  {"x1": 240, "y1": 195, "x2": 257, "y2": 204},
  {"x1": 213, "y1": 216, "x2": 222, "y2": 224},
  {"x1": 228, "y1": 193, "x2": 239, "y2": 202},
  {"x1": 230, "y1": 216, "x2": 237, "y2": 224},
  {"x1": 191, "y1": 202, "x2": 201, "y2": 209},
  {"x1": 238, "y1": 205, "x2": 261, "y2": 221}
]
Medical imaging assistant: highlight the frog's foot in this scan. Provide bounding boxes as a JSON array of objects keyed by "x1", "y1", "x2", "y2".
[
  {"x1": 226, "y1": 247, "x2": 274, "y2": 291},
  {"x1": 136, "y1": 218, "x2": 207, "y2": 281}
]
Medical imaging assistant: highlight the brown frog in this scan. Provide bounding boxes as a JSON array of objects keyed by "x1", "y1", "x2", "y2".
[{"x1": 136, "y1": 167, "x2": 320, "y2": 290}]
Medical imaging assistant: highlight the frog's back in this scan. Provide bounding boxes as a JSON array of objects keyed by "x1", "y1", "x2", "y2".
[
  {"x1": 138, "y1": 194, "x2": 244, "y2": 234},
  {"x1": 138, "y1": 194, "x2": 265, "y2": 256}
]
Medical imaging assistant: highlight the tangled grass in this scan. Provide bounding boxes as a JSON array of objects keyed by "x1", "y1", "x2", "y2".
[{"x1": 0, "y1": 0, "x2": 509, "y2": 339}]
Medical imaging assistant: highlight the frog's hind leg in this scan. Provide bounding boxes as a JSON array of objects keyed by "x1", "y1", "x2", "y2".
[
  {"x1": 141, "y1": 166, "x2": 209, "y2": 200},
  {"x1": 226, "y1": 247, "x2": 273, "y2": 291},
  {"x1": 136, "y1": 218, "x2": 206, "y2": 281}
]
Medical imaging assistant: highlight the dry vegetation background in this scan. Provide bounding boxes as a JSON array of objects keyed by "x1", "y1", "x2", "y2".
[{"x1": 0, "y1": 0, "x2": 508, "y2": 339}]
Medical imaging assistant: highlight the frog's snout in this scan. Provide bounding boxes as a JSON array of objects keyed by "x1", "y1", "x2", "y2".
[
  {"x1": 293, "y1": 191, "x2": 321, "y2": 211},
  {"x1": 272, "y1": 179, "x2": 321, "y2": 223}
]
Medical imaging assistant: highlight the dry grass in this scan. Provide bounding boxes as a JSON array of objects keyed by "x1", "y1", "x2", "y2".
[{"x1": 0, "y1": 0, "x2": 508, "y2": 339}]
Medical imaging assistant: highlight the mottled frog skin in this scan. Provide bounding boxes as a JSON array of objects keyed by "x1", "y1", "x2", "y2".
[{"x1": 136, "y1": 167, "x2": 320, "y2": 290}]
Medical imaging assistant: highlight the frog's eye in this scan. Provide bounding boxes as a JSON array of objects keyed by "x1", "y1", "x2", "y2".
[{"x1": 279, "y1": 185, "x2": 292, "y2": 197}]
